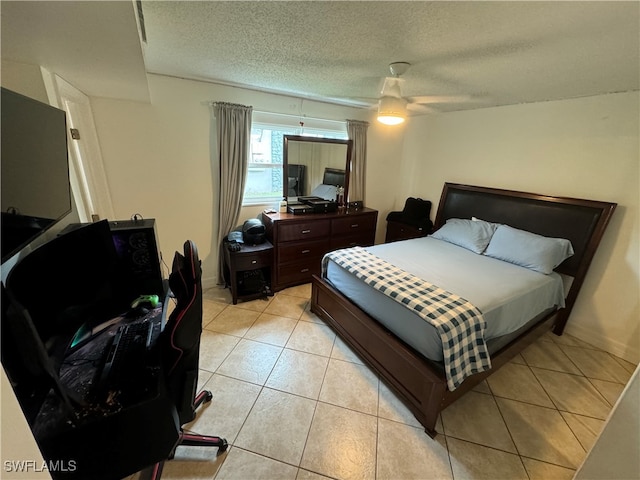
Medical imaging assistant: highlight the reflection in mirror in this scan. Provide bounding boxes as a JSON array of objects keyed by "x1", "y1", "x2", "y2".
[{"x1": 283, "y1": 136, "x2": 353, "y2": 204}]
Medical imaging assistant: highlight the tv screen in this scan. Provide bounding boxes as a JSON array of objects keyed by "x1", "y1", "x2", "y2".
[{"x1": 1, "y1": 87, "x2": 72, "y2": 263}]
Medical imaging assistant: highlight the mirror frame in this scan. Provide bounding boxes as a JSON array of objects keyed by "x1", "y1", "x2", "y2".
[{"x1": 283, "y1": 135, "x2": 353, "y2": 204}]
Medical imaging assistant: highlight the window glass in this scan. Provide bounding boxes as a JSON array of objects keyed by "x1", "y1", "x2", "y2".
[{"x1": 243, "y1": 116, "x2": 348, "y2": 206}]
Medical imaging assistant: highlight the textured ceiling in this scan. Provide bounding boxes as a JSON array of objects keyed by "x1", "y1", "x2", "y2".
[
  {"x1": 2, "y1": 1, "x2": 639, "y2": 114},
  {"x1": 140, "y1": 1, "x2": 640, "y2": 113},
  {"x1": 1, "y1": 1, "x2": 149, "y2": 102}
]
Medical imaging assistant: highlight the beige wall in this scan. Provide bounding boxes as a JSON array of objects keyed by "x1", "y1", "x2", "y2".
[
  {"x1": 0, "y1": 60, "x2": 49, "y2": 103},
  {"x1": 4, "y1": 60, "x2": 637, "y2": 362},
  {"x1": 2, "y1": 60, "x2": 637, "y2": 475},
  {"x1": 396, "y1": 92, "x2": 639, "y2": 362},
  {"x1": 89, "y1": 77, "x2": 640, "y2": 362},
  {"x1": 575, "y1": 365, "x2": 639, "y2": 479},
  {"x1": 90, "y1": 74, "x2": 377, "y2": 287}
]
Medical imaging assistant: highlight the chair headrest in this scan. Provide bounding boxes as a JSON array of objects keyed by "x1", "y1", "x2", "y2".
[{"x1": 169, "y1": 240, "x2": 201, "y2": 300}]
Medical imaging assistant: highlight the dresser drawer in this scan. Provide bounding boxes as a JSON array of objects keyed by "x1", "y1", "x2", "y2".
[
  {"x1": 331, "y1": 214, "x2": 377, "y2": 236},
  {"x1": 330, "y1": 232, "x2": 375, "y2": 250},
  {"x1": 278, "y1": 259, "x2": 322, "y2": 285},
  {"x1": 278, "y1": 239, "x2": 329, "y2": 264},
  {"x1": 278, "y1": 220, "x2": 331, "y2": 242}
]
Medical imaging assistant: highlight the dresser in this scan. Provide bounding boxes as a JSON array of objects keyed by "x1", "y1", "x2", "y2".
[{"x1": 262, "y1": 208, "x2": 378, "y2": 291}]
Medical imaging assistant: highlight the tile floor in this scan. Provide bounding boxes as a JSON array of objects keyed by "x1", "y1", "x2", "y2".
[{"x1": 131, "y1": 284, "x2": 637, "y2": 480}]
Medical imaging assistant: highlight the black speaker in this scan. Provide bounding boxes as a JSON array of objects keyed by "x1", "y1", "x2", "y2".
[{"x1": 109, "y1": 218, "x2": 163, "y2": 303}]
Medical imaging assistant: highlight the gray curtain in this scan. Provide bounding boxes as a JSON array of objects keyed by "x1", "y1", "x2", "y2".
[
  {"x1": 211, "y1": 102, "x2": 253, "y2": 282},
  {"x1": 346, "y1": 119, "x2": 369, "y2": 202}
]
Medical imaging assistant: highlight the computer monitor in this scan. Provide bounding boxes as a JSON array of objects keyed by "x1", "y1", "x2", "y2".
[
  {"x1": 1, "y1": 87, "x2": 72, "y2": 264},
  {"x1": 1, "y1": 285, "x2": 78, "y2": 425},
  {"x1": 4, "y1": 220, "x2": 129, "y2": 359},
  {"x1": 2, "y1": 220, "x2": 131, "y2": 424}
]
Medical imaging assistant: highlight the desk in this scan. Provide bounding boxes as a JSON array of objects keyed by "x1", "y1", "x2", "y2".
[{"x1": 29, "y1": 301, "x2": 180, "y2": 480}]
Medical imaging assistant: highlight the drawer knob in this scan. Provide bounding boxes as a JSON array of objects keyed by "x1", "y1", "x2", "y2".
[
  {"x1": 251, "y1": 260, "x2": 257, "y2": 264},
  {"x1": 351, "y1": 224, "x2": 359, "y2": 228},
  {"x1": 301, "y1": 229, "x2": 311, "y2": 234},
  {"x1": 301, "y1": 249, "x2": 311, "y2": 254},
  {"x1": 300, "y1": 268, "x2": 309, "y2": 273}
]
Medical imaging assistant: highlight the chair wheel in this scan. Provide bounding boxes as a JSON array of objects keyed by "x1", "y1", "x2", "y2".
[
  {"x1": 204, "y1": 391, "x2": 213, "y2": 402},
  {"x1": 218, "y1": 438, "x2": 229, "y2": 453}
]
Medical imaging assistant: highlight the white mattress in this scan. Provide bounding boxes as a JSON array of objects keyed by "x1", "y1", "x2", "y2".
[{"x1": 323, "y1": 236, "x2": 566, "y2": 361}]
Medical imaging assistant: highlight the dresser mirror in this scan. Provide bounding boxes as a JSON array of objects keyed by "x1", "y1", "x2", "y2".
[{"x1": 283, "y1": 135, "x2": 353, "y2": 204}]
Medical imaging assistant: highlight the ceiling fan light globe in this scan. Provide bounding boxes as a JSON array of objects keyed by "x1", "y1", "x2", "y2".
[
  {"x1": 377, "y1": 96, "x2": 407, "y2": 125},
  {"x1": 377, "y1": 115, "x2": 405, "y2": 125}
]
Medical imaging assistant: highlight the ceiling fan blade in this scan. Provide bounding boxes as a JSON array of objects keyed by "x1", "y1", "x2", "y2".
[
  {"x1": 408, "y1": 95, "x2": 473, "y2": 104},
  {"x1": 348, "y1": 96, "x2": 379, "y2": 108},
  {"x1": 407, "y1": 103, "x2": 437, "y2": 114}
]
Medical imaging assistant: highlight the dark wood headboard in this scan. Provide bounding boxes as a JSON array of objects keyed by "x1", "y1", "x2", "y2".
[
  {"x1": 434, "y1": 183, "x2": 617, "y2": 334},
  {"x1": 322, "y1": 168, "x2": 345, "y2": 187}
]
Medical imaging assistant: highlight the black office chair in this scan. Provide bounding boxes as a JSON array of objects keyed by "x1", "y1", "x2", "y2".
[
  {"x1": 288, "y1": 163, "x2": 305, "y2": 196},
  {"x1": 148, "y1": 240, "x2": 228, "y2": 479}
]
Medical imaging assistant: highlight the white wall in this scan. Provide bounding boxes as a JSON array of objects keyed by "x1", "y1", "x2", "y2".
[
  {"x1": 0, "y1": 60, "x2": 49, "y2": 103},
  {"x1": 2, "y1": 59, "x2": 637, "y2": 474},
  {"x1": 91, "y1": 77, "x2": 639, "y2": 362},
  {"x1": 575, "y1": 365, "x2": 640, "y2": 479},
  {"x1": 5, "y1": 58, "x2": 638, "y2": 363},
  {"x1": 396, "y1": 92, "x2": 639, "y2": 362},
  {"x1": 89, "y1": 74, "x2": 377, "y2": 287}
]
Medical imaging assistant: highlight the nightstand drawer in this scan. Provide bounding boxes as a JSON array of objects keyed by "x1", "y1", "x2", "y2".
[
  {"x1": 232, "y1": 251, "x2": 272, "y2": 271},
  {"x1": 385, "y1": 220, "x2": 430, "y2": 243},
  {"x1": 278, "y1": 220, "x2": 331, "y2": 242}
]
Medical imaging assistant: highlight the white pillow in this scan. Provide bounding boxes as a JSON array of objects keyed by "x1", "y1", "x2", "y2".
[
  {"x1": 484, "y1": 225, "x2": 574, "y2": 274},
  {"x1": 431, "y1": 218, "x2": 498, "y2": 254},
  {"x1": 310, "y1": 184, "x2": 337, "y2": 201}
]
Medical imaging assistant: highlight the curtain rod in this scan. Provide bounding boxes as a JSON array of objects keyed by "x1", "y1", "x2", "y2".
[{"x1": 252, "y1": 110, "x2": 346, "y2": 125}]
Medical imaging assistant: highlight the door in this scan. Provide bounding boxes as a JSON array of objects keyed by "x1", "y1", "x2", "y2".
[{"x1": 55, "y1": 75, "x2": 115, "y2": 223}]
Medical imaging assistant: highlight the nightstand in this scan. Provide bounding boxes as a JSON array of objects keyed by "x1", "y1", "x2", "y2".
[
  {"x1": 385, "y1": 197, "x2": 433, "y2": 243},
  {"x1": 385, "y1": 220, "x2": 431, "y2": 243},
  {"x1": 223, "y1": 240, "x2": 273, "y2": 304}
]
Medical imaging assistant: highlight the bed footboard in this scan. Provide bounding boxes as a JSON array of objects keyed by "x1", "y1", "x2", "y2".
[
  {"x1": 311, "y1": 274, "x2": 559, "y2": 437},
  {"x1": 311, "y1": 274, "x2": 446, "y2": 437}
]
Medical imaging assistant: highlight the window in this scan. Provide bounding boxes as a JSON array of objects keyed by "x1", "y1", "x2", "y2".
[{"x1": 243, "y1": 113, "x2": 347, "y2": 205}]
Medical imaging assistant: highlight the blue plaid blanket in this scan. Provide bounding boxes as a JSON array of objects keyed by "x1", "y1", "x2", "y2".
[{"x1": 322, "y1": 247, "x2": 491, "y2": 390}]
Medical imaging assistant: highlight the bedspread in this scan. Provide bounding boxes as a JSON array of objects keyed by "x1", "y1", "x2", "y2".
[{"x1": 322, "y1": 247, "x2": 491, "y2": 390}]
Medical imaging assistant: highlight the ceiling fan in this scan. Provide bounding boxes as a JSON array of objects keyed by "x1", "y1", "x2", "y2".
[{"x1": 376, "y1": 62, "x2": 472, "y2": 125}]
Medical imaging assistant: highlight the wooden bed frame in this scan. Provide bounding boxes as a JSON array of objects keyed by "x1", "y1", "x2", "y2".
[{"x1": 311, "y1": 183, "x2": 616, "y2": 437}]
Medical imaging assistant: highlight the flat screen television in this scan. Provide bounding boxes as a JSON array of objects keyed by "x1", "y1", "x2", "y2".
[{"x1": 1, "y1": 87, "x2": 72, "y2": 263}]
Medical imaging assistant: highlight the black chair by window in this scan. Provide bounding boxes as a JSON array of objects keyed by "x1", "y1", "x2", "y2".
[
  {"x1": 288, "y1": 164, "x2": 305, "y2": 197},
  {"x1": 148, "y1": 240, "x2": 228, "y2": 479}
]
